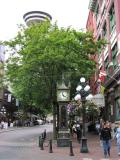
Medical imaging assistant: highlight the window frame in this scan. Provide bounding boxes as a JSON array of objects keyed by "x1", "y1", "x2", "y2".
[
  {"x1": 109, "y1": 3, "x2": 116, "y2": 33},
  {"x1": 112, "y1": 43, "x2": 118, "y2": 69},
  {"x1": 103, "y1": 21, "x2": 107, "y2": 38}
]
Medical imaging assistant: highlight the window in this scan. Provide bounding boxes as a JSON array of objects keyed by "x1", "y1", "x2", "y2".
[
  {"x1": 105, "y1": 56, "x2": 109, "y2": 80},
  {"x1": 109, "y1": 3, "x2": 116, "y2": 33},
  {"x1": 105, "y1": 56, "x2": 109, "y2": 71},
  {"x1": 103, "y1": 21, "x2": 107, "y2": 38},
  {"x1": 112, "y1": 43, "x2": 118, "y2": 69},
  {"x1": 102, "y1": 5, "x2": 106, "y2": 16},
  {"x1": 95, "y1": 3, "x2": 99, "y2": 20},
  {"x1": 115, "y1": 98, "x2": 120, "y2": 121},
  {"x1": 97, "y1": 21, "x2": 100, "y2": 30}
]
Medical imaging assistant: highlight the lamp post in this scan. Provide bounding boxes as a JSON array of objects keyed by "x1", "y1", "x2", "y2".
[
  {"x1": 74, "y1": 77, "x2": 93, "y2": 153},
  {"x1": 0, "y1": 106, "x2": 6, "y2": 115}
]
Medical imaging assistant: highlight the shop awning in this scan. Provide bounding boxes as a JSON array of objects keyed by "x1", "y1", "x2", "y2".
[{"x1": 92, "y1": 94, "x2": 105, "y2": 107}]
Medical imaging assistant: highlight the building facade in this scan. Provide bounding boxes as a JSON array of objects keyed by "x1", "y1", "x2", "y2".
[
  {"x1": 0, "y1": 45, "x2": 5, "y2": 105},
  {"x1": 0, "y1": 46, "x2": 18, "y2": 121},
  {"x1": 87, "y1": 0, "x2": 120, "y2": 122}
]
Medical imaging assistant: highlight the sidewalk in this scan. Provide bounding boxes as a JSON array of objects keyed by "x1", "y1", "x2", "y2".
[
  {"x1": 0, "y1": 126, "x2": 119, "y2": 160},
  {"x1": 43, "y1": 132, "x2": 120, "y2": 160},
  {"x1": 0, "y1": 126, "x2": 30, "y2": 133},
  {"x1": 0, "y1": 127, "x2": 16, "y2": 133}
]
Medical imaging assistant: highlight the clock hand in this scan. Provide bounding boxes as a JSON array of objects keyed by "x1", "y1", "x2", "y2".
[{"x1": 62, "y1": 92, "x2": 66, "y2": 97}]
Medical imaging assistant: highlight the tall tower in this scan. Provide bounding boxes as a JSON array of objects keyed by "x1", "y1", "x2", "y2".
[{"x1": 23, "y1": 11, "x2": 52, "y2": 26}]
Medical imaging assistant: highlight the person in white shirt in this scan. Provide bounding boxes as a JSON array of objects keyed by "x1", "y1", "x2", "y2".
[{"x1": 115, "y1": 124, "x2": 120, "y2": 156}]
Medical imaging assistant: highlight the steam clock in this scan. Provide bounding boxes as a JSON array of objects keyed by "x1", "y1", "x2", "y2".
[{"x1": 57, "y1": 81, "x2": 70, "y2": 147}]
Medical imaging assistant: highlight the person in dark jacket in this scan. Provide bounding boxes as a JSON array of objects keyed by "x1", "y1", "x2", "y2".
[
  {"x1": 75, "y1": 123, "x2": 82, "y2": 143},
  {"x1": 100, "y1": 122, "x2": 112, "y2": 158}
]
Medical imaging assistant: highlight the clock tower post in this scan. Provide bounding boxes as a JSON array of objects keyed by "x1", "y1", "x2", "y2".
[{"x1": 57, "y1": 81, "x2": 70, "y2": 147}]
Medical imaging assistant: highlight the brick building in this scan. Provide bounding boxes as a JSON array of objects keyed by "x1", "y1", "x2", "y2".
[{"x1": 86, "y1": 0, "x2": 120, "y2": 122}]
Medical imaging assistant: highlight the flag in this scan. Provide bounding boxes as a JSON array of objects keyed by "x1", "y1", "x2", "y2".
[
  {"x1": 99, "y1": 70, "x2": 107, "y2": 82},
  {"x1": 7, "y1": 94, "x2": 11, "y2": 102},
  {"x1": 100, "y1": 85, "x2": 105, "y2": 95},
  {"x1": 99, "y1": 70, "x2": 107, "y2": 76}
]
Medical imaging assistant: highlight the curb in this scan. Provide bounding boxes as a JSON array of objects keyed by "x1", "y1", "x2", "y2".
[{"x1": 0, "y1": 127, "x2": 30, "y2": 133}]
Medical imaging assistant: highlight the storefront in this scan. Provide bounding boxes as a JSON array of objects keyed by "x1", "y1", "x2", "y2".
[
  {"x1": 105, "y1": 83, "x2": 120, "y2": 122},
  {"x1": 115, "y1": 86, "x2": 120, "y2": 121}
]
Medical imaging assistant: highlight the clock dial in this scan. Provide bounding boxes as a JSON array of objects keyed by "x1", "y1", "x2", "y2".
[
  {"x1": 62, "y1": 91, "x2": 68, "y2": 98},
  {"x1": 57, "y1": 90, "x2": 69, "y2": 101}
]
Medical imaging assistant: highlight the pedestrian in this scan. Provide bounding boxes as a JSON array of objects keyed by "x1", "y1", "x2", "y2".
[
  {"x1": 43, "y1": 129, "x2": 46, "y2": 140},
  {"x1": 106, "y1": 120, "x2": 112, "y2": 129},
  {"x1": 100, "y1": 122, "x2": 112, "y2": 158},
  {"x1": 115, "y1": 124, "x2": 120, "y2": 156},
  {"x1": 95, "y1": 121, "x2": 100, "y2": 134},
  {"x1": 75, "y1": 122, "x2": 82, "y2": 143},
  {"x1": 1, "y1": 120, "x2": 5, "y2": 129},
  {"x1": 72, "y1": 123, "x2": 77, "y2": 138}
]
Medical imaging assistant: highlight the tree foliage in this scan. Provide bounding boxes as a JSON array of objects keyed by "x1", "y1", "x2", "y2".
[{"x1": 3, "y1": 21, "x2": 105, "y2": 113}]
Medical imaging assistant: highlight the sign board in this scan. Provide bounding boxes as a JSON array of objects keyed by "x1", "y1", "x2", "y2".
[{"x1": 92, "y1": 94, "x2": 105, "y2": 107}]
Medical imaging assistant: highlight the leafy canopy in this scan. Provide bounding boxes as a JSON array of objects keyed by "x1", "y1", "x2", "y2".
[{"x1": 3, "y1": 21, "x2": 105, "y2": 113}]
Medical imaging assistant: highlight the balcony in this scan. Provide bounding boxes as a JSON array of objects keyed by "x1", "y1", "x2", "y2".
[
  {"x1": 110, "y1": 26, "x2": 117, "y2": 48},
  {"x1": 105, "y1": 63, "x2": 120, "y2": 87}
]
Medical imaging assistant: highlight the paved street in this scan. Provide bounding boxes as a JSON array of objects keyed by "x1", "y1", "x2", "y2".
[
  {"x1": 0, "y1": 124, "x2": 53, "y2": 160},
  {"x1": 0, "y1": 124, "x2": 120, "y2": 160}
]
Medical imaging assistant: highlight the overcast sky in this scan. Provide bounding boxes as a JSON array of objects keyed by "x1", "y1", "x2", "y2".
[{"x1": 0, "y1": 0, "x2": 90, "y2": 41}]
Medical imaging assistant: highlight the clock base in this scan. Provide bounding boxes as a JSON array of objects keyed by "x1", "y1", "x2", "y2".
[{"x1": 57, "y1": 129, "x2": 70, "y2": 147}]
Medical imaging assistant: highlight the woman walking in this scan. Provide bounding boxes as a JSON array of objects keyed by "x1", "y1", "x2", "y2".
[{"x1": 100, "y1": 122, "x2": 112, "y2": 158}]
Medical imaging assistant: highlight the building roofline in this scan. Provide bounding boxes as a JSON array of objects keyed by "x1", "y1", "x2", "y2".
[
  {"x1": 23, "y1": 11, "x2": 52, "y2": 20},
  {"x1": 88, "y1": 0, "x2": 97, "y2": 12},
  {"x1": 24, "y1": 15, "x2": 50, "y2": 22}
]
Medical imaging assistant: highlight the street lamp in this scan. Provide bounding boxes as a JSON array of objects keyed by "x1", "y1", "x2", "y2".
[
  {"x1": 74, "y1": 77, "x2": 93, "y2": 153},
  {"x1": 0, "y1": 106, "x2": 6, "y2": 115}
]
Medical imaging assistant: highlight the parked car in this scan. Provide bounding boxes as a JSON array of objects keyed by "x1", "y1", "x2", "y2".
[
  {"x1": 33, "y1": 120, "x2": 39, "y2": 125},
  {"x1": 36, "y1": 119, "x2": 44, "y2": 125}
]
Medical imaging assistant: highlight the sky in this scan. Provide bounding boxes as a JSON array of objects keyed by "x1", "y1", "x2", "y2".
[{"x1": 0, "y1": 0, "x2": 90, "y2": 41}]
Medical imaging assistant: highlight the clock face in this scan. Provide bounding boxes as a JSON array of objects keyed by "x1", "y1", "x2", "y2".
[{"x1": 57, "y1": 90, "x2": 70, "y2": 101}]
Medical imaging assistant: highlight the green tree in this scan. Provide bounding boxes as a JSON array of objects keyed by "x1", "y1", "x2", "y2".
[{"x1": 3, "y1": 21, "x2": 104, "y2": 114}]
